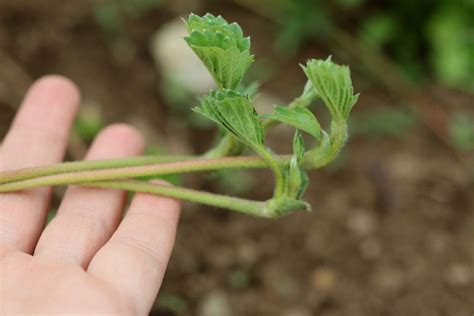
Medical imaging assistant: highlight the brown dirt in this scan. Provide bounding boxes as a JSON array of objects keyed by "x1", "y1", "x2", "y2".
[{"x1": 0, "y1": 1, "x2": 473, "y2": 315}]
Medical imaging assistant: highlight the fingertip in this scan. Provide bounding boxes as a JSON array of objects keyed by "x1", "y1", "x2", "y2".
[
  {"x1": 30, "y1": 75, "x2": 81, "y2": 106},
  {"x1": 12, "y1": 75, "x2": 81, "y2": 130}
]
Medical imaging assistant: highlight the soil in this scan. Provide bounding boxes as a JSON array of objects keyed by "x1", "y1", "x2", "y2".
[{"x1": 0, "y1": 1, "x2": 473, "y2": 315}]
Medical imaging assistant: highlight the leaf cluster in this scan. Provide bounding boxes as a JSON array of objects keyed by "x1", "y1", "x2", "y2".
[{"x1": 185, "y1": 14, "x2": 359, "y2": 217}]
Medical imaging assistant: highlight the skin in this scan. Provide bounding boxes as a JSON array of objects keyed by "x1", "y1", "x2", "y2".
[{"x1": 0, "y1": 76, "x2": 181, "y2": 315}]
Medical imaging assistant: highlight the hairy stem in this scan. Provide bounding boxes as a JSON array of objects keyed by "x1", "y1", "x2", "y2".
[
  {"x1": 83, "y1": 180, "x2": 270, "y2": 217},
  {"x1": 0, "y1": 123, "x2": 347, "y2": 192},
  {"x1": 305, "y1": 120, "x2": 348, "y2": 168},
  {"x1": 0, "y1": 155, "x2": 192, "y2": 185},
  {"x1": 0, "y1": 156, "x2": 269, "y2": 192},
  {"x1": 0, "y1": 122, "x2": 347, "y2": 195},
  {"x1": 255, "y1": 148, "x2": 285, "y2": 197}
]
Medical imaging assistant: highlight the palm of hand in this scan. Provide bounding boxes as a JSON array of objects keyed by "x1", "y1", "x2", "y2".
[{"x1": 3, "y1": 250, "x2": 131, "y2": 313}]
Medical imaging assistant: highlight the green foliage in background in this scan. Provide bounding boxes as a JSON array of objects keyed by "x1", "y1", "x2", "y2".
[
  {"x1": 247, "y1": 0, "x2": 474, "y2": 90},
  {"x1": 359, "y1": 0, "x2": 474, "y2": 89},
  {"x1": 74, "y1": 108, "x2": 105, "y2": 142},
  {"x1": 93, "y1": 0, "x2": 163, "y2": 40},
  {"x1": 449, "y1": 113, "x2": 474, "y2": 151},
  {"x1": 427, "y1": 4, "x2": 474, "y2": 90},
  {"x1": 156, "y1": 293, "x2": 187, "y2": 313}
]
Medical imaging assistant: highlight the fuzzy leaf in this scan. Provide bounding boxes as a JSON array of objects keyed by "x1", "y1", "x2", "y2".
[
  {"x1": 286, "y1": 132, "x2": 309, "y2": 199},
  {"x1": 292, "y1": 130, "x2": 306, "y2": 161},
  {"x1": 194, "y1": 90, "x2": 264, "y2": 149},
  {"x1": 302, "y1": 57, "x2": 359, "y2": 121},
  {"x1": 184, "y1": 13, "x2": 254, "y2": 89},
  {"x1": 263, "y1": 106, "x2": 321, "y2": 140}
]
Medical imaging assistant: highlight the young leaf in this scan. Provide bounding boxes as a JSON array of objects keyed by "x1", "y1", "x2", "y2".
[
  {"x1": 292, "y1": 130, "x2": 306, "y2": 161},
  {"x1": 184, "y1": 13, "x2": 254, "y2": 89},
  {"x1": 194, "y1": 90, "x2": 264, "y2": 150},
  {"x1": 302, "y1": 57, "x2": 359, "y2": 121},
  {"x1": 286, "y1": 132, "x2": 309, "y2": 199},
  {"x1": 263, "y1": 105, "x2": 321, "y2": 140}
]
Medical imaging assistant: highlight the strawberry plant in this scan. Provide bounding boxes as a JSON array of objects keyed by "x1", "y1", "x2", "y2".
[{"x1": 0, "y1": 13, "x2": 359, "y2": 218}]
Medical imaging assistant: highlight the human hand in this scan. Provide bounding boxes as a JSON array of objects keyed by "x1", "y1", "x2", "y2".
[{"x1": 0, "y1": 76, "x2": 181, "y2": 314}]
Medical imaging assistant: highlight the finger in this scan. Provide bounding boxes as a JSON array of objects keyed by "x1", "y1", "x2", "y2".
[
  {"x1": 34, "y1": 124, "x2": 145, "y2": 268},
  {"x1": 88, "y1": 185, "x2": 181, "y2": 314},
  {"x1": 0, "y1": 76, "x2": 80, "y2": 253}
]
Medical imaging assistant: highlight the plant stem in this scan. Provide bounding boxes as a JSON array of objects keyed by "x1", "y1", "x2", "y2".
[
  {"x1": 0, "y1": 121, "x2": 346, "y2": 196},
  {"x1": 0, "y1": 155, "x2": 192, "y2": 185},
  {"x1": 255, "y1": 148, "x2": 285, "y2": 197},
  {"x1": 305, "y1": 120, "x2": 348, "y2": 168},
  {"x1": 0, "y1": 156, "x2": 269, "y2": 192},
  {"x1": 0, "y1": 123, "x2": 347, "y2": 193},
  {"x1": 83, "y1": 180, "x2": 271, "y2": 218}
]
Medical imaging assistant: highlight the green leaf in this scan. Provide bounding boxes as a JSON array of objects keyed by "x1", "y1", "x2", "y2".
[
  {"x1": 194, "y1": 90, "x2": 264, "y2": 150},
  {"x1": 292, "y1": 130, "x2": 305, "y2": 161},
  {"x1": 286, "y1": 132, "x2": 309, "y2": 199},
  {"x1": 303, "y1": 57, "x2": 359, "y2": 121},
  {"x1": 263, "y1": 105, "x2": 321, "y2": 140},
  {"x1": 286, "y1": 157, "x2": 308, "y2": 198},
  {"x1": 184, "y1": 13, "x2": 254, "y2": 89}
]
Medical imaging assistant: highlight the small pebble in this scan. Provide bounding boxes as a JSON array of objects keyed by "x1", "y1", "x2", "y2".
[
  {"x1": 371, "y1": 267, "x2": 404, "y2": 294},
  {"x1": 150, "y1": 19, "x2": 215, "y2": 94},
  {"x1": 446, "y1": 263, "x2": 472, "y2": 287},
  {"x1": 198, "y1": 290, "x2": 233, "y2": 316},
  {"x1": 359, "y1": 238, "x2": 382, "y2": 259},
  {"x1": 283, "y1": 306, "x2": 313, "y2": 316},
  {"x1": 237, "y1": 241, "x2": 259, "y2": 265},
  {"x1": 346, "y1": 209, "x2": 377, "y2": 236},
  {"x1": 311, "y1": 266, "x2": 337, "y2": 292}
]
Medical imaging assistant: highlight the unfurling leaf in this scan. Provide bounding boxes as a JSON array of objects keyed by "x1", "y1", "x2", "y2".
[
  {"x1": 194, "y1": 90, "x2": 264, "y2": 150},
  {"x1": 303, "y1": 57, "x2": 359, "y2": 121},
  {"x1": 184, "y1": 13, "x2": 254, "y2": 89},
  {"x1": 292, "y1": 130, "x2": 305, "y2": 161},
  {"x1": 263, "y1": 105, "x2": 321, "y2": 140},
  {"x1": 288, "y1": 131, "x2": 309, "y2": 198}
]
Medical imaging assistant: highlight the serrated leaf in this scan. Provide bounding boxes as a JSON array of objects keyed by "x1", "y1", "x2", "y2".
[
  {"x1": 302, "y1": 57, "x2": 359, "y2": 121},
  {"x1": 263, "y1": 105, "x2": 321, "y2": 140},
  {"x1": 194, "y1": 90, "x2": 264, "y2": 150},
  {"x1": 184, "y1": 13, "x2": 254, "y2": 89}
]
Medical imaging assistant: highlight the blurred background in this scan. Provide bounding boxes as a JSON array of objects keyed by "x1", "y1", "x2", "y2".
[{"x1": 0, "y1": 0, "x2": 473, "y2": 315}]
